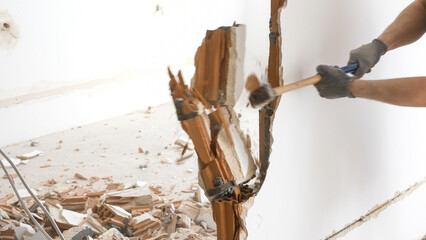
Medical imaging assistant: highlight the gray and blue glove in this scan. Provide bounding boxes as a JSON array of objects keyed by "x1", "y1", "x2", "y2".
[
  {"x1": 314, "y1": 65, "x2": 356, "y2": 99},
  {"x1": 348, "y1": 39, "x2": 388, "y2": 78}
]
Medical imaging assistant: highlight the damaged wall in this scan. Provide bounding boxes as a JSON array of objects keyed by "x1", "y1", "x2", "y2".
[{"x1": 245, "y1": 0, "x2": 426, "y2": 239}]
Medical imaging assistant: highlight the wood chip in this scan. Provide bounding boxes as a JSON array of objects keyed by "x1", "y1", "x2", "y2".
[
  {"x1": 74, "y1": 173, "x2": 88, "y2": 180},
  {"x1": 40, "y1": 164, "x2": 51, "y2": 168},
  {"x1": 174, "y1": 139, "x2": 186, "y2": 148},
  {"x1": 245, "y1": 74, "x2": 261, "y2": 91},
  {"x1": 193, "y1": 190, "x2": 201, "y2": 203},
  {"x1": 2, "y1": 174, "x2": 17, "y2": 179},
  {"x1": 138, "y1": 147, "x2": 144, "y2": 153},
  {"x1": 48, "y1": 179, "x2": 57, "y2": 184},
  {"x1": 107, "y1": 183, "x2": 123, "y2": 190},
  {"x1": 102, "y1": 176, "x2": 113, "y2": 182},
  {"x1": 177, "y1": 153, "x2": 195, "y2": 164},
  {"x1": 90, "y1": 176, "x2": 99, "y2": 183}
]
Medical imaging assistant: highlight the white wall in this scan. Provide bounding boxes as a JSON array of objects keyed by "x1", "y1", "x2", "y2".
[
  {"x1": 0, "y1": 0, "x2": 245, "y2": 147},
  {"x1": 245, "y1": 0, "x2": 426, "y2": 239}
]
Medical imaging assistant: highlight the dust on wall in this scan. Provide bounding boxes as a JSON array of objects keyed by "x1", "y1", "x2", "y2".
[{"x1": 0, "y1": 10, "x2": 18, "y2": 50}]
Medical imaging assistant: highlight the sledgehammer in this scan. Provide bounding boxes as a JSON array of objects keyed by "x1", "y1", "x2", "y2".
[{"x1": 249, "y1": 63, "x2": 359, "y2": 107}]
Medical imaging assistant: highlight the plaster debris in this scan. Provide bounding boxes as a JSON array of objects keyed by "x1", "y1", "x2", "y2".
[
  {"x1": 161, "y1": 158, "x2": 172, "y2": 164},
  {"x1": 135, "y1": 181, "x2": 147, "y2": 188},
  {"x1": 16, "y1": 150, "x2": 42, "y2": 160},
  {"x1": 145, "y1": 106, "x2": 154, "y2": 114},
  {"x1": 0, "y1": 182, "x2": 215, "y2": 239},
  {"x1": 80, "y1": 216, "x2": 108, "y2": 235},
  {"x1": 97, "y1": 228, "x2": 127, "y2": 240},
  {"x1": 124, "y1": 182, "x2": 133, "y2": 189},
  {"x1": 62, "y1": 209, "x2": 87, "y2": 226},
  {"x1": 178, "y1": 201, "x2": 201, "y2": 220},
  {"x1": 177, "y1": 213, "x2": 191, "y2": 229},
  {"x1": 1, "y1": 157, "x2": 22, "y2": 168},
  {"x1": 196, "y1": 207, "x2": 216, "y2": 231},
  {"x1": 14, "y1": 223, "x2": 36, "y2": 240},
  {"x1": 0, "y1": 103, "x2": 214, "y2": 239},
  {"x1": 139, "y1": 164, "x2": 148, "y2": 170},
  {"x1": 17, "y1": 188, "x2": 38, "y2": 199}
]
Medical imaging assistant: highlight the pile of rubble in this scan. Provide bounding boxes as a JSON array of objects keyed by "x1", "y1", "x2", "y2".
[{"x1": 0, "y1": 176, "x2": 216, "y2": 240}]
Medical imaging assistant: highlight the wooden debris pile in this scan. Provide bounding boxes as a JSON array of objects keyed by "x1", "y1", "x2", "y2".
[{"x1": 0, "y1": 181, "x2": 216, "y2": 240}]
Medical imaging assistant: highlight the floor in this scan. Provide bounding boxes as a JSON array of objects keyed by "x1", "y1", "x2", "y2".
[{"x1": 0, "y1": 103, "x2": 199, "y2": 197}]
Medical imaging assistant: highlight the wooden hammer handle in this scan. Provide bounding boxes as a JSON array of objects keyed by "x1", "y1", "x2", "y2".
[
  {"x1": 271, "y1": 64, "x2": 359, "y2": 96},
  {"x1": 273, "y1": 74, "x2": 322, "y2": 96}
]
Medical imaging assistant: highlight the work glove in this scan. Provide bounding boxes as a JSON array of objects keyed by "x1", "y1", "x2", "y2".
[
  {"x1": 348, "y1": 39, "x2": 388, "y2": 78},
  {"x1": 314, "y1": 65, "x2": 356, "y2": 99}
]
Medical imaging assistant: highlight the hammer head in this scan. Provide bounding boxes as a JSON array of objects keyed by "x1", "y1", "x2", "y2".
[{"x1": 249, "y1": 83, "x2": 276, "y2": 108}]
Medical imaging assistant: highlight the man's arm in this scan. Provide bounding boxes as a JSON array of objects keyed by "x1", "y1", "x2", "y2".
[
  {"x1": 378, "y1": 0, "x2": 426, "y2": 51},
  {"x1": 350, "y1": 77, "x2": 426, "y2": 107},
  {"x1": 348, "y1": 0, "x2": 426, "y2": 78}
]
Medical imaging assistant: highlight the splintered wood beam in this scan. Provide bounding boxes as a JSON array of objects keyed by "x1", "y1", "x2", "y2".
[
  {"x1": 192, "y1": 28, "x2": 231, "y2": 104},
  {"x1": 169, "y1": 24, "x2": 254, "y2": 240},
  {"x1": 259, "y1": 0, "x2": 286, "y2": 183},
  {"x1": 268, "y1": 0, "x2": 286, "y2": 110}
]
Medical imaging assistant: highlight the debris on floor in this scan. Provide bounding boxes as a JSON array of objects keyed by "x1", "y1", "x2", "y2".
[
  {"x1": 0, "y1": 100, "x2": 213, "y2": 239},
  {"x1": 0, "y1": 181, "x2": 216, "y2": 239},
  {"x1": 16, "y1": 150, "x2": 43, "y2": 160}
]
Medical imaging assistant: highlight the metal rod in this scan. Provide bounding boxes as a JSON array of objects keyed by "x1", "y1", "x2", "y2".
[
  {"x1": 0, "y1": 149, "x2": 65, "y2": 240},
  {"x1": 0, "y1": 149, "x2": 52, "y2": 239}
]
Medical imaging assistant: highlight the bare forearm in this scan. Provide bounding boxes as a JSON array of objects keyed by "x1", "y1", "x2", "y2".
[
  {"x1": 350, "y1": 77, "x2": 426, "y2": 107},
  {"x1": 378, "y1": 0, "x2": 426, "y2": 51}
]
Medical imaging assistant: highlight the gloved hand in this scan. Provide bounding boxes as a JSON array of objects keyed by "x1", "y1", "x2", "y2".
[
  {"x1": 314, "y1": 65, "x2": 356, "y2": 99},
  {"x1": 348, "y1": 39, "x2": 388, "y2": 78}
]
